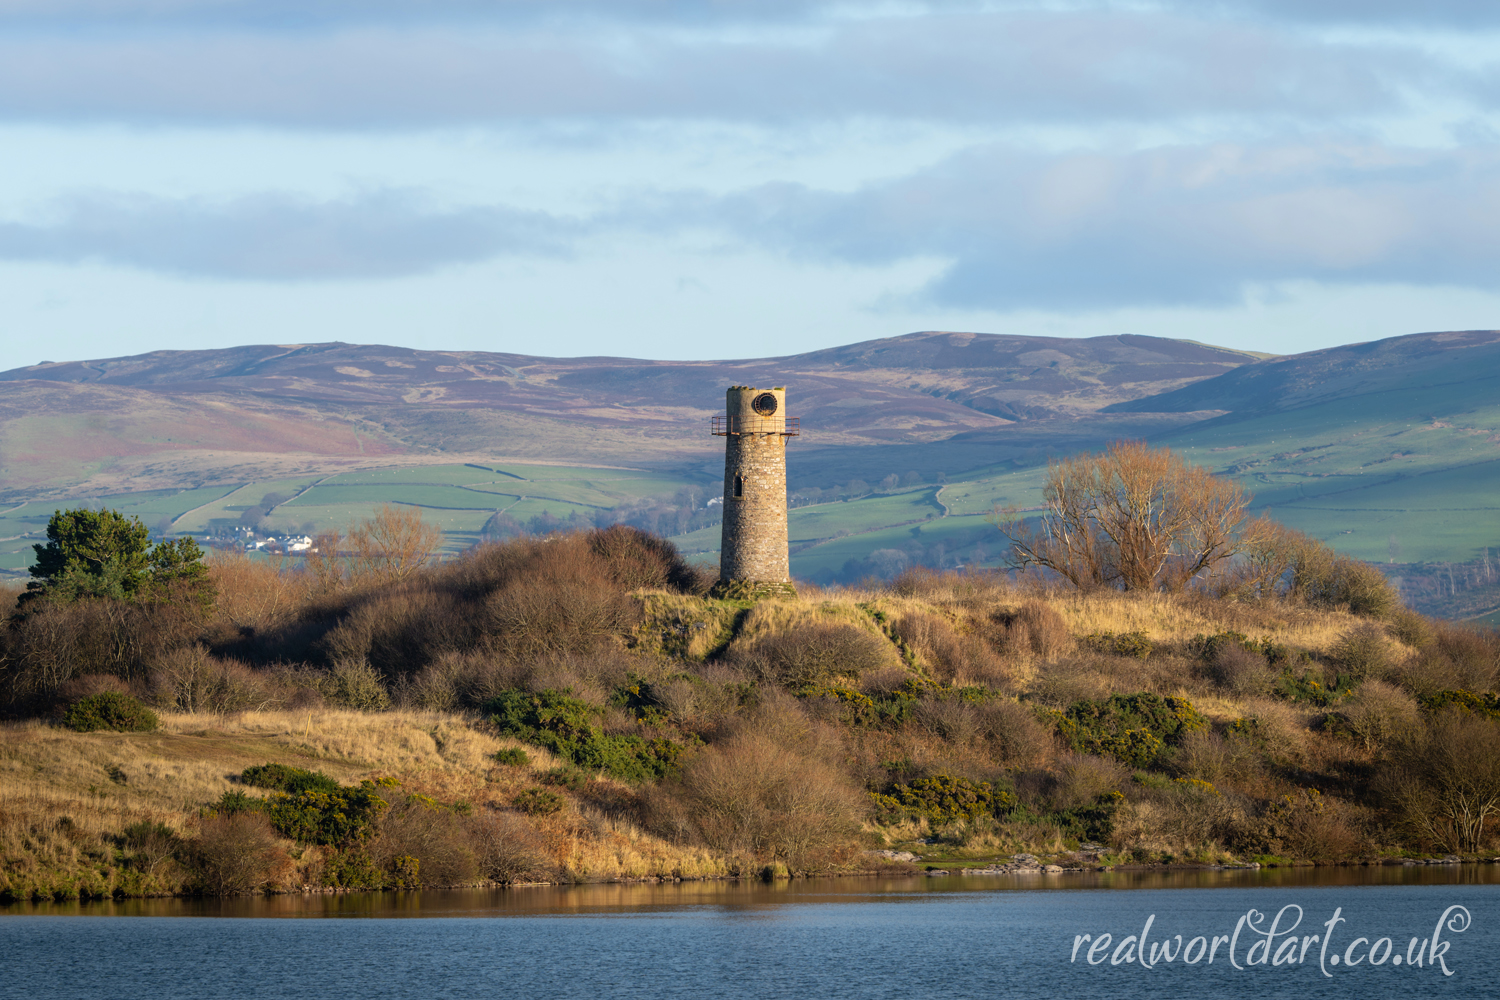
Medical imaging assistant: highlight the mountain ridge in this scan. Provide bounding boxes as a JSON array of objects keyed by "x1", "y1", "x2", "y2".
[{"x1": 0, "y1": 331, "x2": 1253, "y2": 498}]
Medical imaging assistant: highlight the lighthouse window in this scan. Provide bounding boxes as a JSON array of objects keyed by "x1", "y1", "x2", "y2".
[{"x1": 734, "y1": 475, "x2": 744, "y2": 498}]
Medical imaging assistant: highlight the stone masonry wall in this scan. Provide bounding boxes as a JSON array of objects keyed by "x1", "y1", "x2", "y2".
[{"x1": 719, "y1": 386, "x2": 790, "y2": 584}]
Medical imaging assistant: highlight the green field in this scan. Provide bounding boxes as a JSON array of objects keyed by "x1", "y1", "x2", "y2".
[
  {"x1": 5, "y1": 371, "x2": 1499, "y2": 587},
  {"x1": 0, "y1": 462, "x2": 709, "y2": 575}
]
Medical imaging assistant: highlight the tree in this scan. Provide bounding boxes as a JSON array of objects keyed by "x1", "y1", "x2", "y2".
[
  {"x1": 1382, "y1": 708, "x2": 1500, "y2": 853},
  {"x1": 994, "y1": 441, "x2": 1249, "y2": 592},
  {"x1": 303, "y1": 505, "x2": 442, "y2": 596},
  {"x1": 24, "y1": 508, "x2": 213, "y2": 608},
  {"x1": 27, "y1": 508, "x2": 151, "y2": 602}
]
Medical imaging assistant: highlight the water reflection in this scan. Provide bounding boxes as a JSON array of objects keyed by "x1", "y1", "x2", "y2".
[{"x1": 8, "y1": 864, "x2": 1498, "y2": 919}]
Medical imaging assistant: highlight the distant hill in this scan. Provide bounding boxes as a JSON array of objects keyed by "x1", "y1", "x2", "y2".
[
  {"x1": 1109, "y1": 329, "x2": 1500, "y2": 615},
  {"x1": 8, "y1": 327, "x2": 1498, "y2": 617},
  {"x1": 0, "y1": 332, "x2": 1255, "y2": 499},
  {"x1": 1108, "y1": 329, "x2": 1500, "y2": 417}
]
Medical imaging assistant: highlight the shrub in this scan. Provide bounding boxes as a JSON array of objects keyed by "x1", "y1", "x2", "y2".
[
  {"x1": 240, "y1": 763, "x2": 341, "y2": 795},
  {"x1": 1054, "y1": 692, "x2": 1207, "y2": 767},
  {"x1": 1206, "y1": 644, "x2": 1275, "y2": 696},
  {"x1": 587, "y1": 524, "x2": 708, "y2": 594},
  {"x1": 324, "y1": 848, "x2": 384, "y2": 889},
  {"x1": 1274, "y1": 666, "x2": 1352, "y2": 706},
  {"x1": 737, "y1": 622, "x2": 897, "y2": 689},
  {"x1": 484, "y1": 688, "x2": 694, "y2": 782},
  {"x1": 1323, "y1": 680, "x2": 1420, "y2": 753},
  {"x1": 468, "y1": 811, "x2": 553, "y2": 883},
  {"x1": 992, "y1": 602, "x2": 1072, "y2": 660},
  {"x1": 541, "y1": 767, "x2": 588, "y2": 791},
  {"x1": 1293, "y1": 551, "x2": 1401, "y2": 620},
  {"x1": 189, "y1": 813, "x2": 288, "y2": 894},
  {"x1": 1082, "y1": 631, "x2": 1154, "y2": 659},
  {"x1": 150, "y1": 646, "x2": 270, "y2": 714},
  {"x1": 892, "y1": 612, "x2": 1007, "y2": 685},
  {"x1": 1420, "y1": 690, "x2": 1500, "y2": 719},
  {"x1": 265, "y1": 779, "x2": 398, "y2": 846},
  {"x1": 62, "y1": 692, "x2": 159, "y2": 732},
  {"x1": 210, "y1": 790, "x2": 267, "y2": 816},
  {"x1": 513, "y1": 788, "x2": 564, "y2": 816},
  {"x1": 1330, "y1": 624, "x2": 1395, "y2": 683},
  {"x1": 870, "y1": 774, "x2": 1013, "y2": 825},
  {"x1": 912, "y1": 697, "x2": 982, "y2": 743},
  {"x1": 369, "y1": 796, "x2": 479, "y2": 887},
  {"x1": 674, "y1": 730, "x2": 865, "y2": 872},
  {"x1": 493, "y1": 748, "x2": 531, "y2": 767},
  {"x1": 1381, "y1": 708, "x2": 1500, "y2": 853},
  {"x1": 321, "y1": 658, "x2": 391, "y2": 711},
  {"x1": 974, "y1": 700, "x2": 1054, "y2": 767},
  {"x1": 120, "y1": 820, "x2": 180, "y2": 877}
]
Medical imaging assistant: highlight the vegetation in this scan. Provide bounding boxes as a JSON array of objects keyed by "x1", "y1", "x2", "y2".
[
  {"x1": 61, "y1": 692, "x2": 159, "y2": 733},
  {"x1": 2, "y1": 477, "x2": 1500, "y2": 900}
]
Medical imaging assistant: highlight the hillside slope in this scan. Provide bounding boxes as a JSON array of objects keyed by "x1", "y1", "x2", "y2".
[{"x1": 0, "y1": 333, "x2": 1256, "y2": 499}]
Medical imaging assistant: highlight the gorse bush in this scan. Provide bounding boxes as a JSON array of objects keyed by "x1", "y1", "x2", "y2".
[
  {"x1": 240, "y1": 763, "x2": 341, "y2": 795},
  {"x1": 267, "y1": 780, "x2": 396, "y2": 846},
  {"x1": 1054, "y1": 693, "x2": 1207, "y2": 767},
  {"x1": 1420, "y1": 689, "x2": 1500, "y2": 719},
  {"x1": 62, "y1": 692, "x2": 159, "y2": 733},
  {"x1": 870, "y1": 774, "x2": 1014, "y2": 825},
  {"x1": 1082, "y1": 631, "x2": 1154, "y2": 659},
  {"x1": 492, "y1": 748, "x2": 531, "y2": 767},
  {"x1": 484, "y1": 689, "x2": 694, "y2": 782}
]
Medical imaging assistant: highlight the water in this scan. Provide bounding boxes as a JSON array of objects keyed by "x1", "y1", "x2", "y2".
[{"x1": 5, "y1": 868, "x2": 1498, "y2": 999}]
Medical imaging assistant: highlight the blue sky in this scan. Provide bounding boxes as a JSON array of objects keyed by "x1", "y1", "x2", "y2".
[{"x1": 3, "y1": 1, "x2": 1500, "y2": 366}]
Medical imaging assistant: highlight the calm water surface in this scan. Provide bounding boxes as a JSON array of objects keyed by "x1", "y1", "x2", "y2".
[{"x1": 6, "y1": 867, "x2": 1498, "y2": 999}]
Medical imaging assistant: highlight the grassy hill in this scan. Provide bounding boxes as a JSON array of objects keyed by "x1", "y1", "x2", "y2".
[
  {"x1": 5, "y1": 329, "x2": 1500, "y2": 616},
  {"x1": 5, "y1": 527, "x2": 1496, "y2": 900}
]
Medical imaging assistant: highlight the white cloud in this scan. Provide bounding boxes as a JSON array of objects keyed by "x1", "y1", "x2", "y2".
[
  {"x1": 0, "y1": 190, "x2": 576, "y2": 279},
  {"x1": 702, "y1": 141, "x2": 1500, "y2": 309},
  {"x1": 0, "y1": 11, "x2": 1445, "y2": 126}
]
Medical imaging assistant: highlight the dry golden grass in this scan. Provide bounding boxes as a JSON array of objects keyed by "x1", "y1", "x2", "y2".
[{"x1": 0, "y1": 708, "x2": 738, "y2": 895}]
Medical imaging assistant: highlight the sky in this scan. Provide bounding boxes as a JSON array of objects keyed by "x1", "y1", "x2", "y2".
[{"x1": 4, "y1": 1, "x2": 1500, "y2": 367}]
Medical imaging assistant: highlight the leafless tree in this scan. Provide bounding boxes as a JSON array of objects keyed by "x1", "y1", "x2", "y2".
[
  {"x1": 995, "y1": 441, "x2": 1249, "y2": 592},
  {"x1": 1382, "y1": 707, "x2": 1500, "y2": 854},
  {"x1": 348, "y1": 505, "x2": 444, "y2": 586}
]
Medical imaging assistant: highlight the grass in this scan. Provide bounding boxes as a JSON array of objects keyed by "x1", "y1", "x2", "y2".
[{"x1": 0, "y1": 708, "x2": 732, "y2": 897}]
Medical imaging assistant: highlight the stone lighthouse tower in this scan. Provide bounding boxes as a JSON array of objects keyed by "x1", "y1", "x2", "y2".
[{"x1": 712, "y1": 386, "x2": 798, "y2": 597}]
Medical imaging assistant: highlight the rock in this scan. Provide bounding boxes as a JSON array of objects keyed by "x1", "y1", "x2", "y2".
[
  {"x1": 1043, "y1": 864, "x2": 1064, "y2": 873},
  {"x1": 926, "y1": 869, "x2": 950, "y2": 876},
  {"x1": 868, "y1": 850, "x2": 918, "y2": 862}
]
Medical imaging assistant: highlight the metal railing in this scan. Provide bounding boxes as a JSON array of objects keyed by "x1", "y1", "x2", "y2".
[{"x1": 711, "y1": 415, "x2": 800, "y2": 437}]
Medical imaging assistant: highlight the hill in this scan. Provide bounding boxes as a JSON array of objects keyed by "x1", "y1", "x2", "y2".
[
  {"x1": 1104, "y1": 330, "x2": 1500, "y2": 615},
  {"x1": 4, "y1": 531, "x2": 1493, "y2": 899},
  {"x1": 4, "y1": 328, "x2": 1500, "y2": 616},
  {"x1": 0, "y1": 333, "x2": 1257, "y2": 499},
  {"x1": 0, "y1": 332, "x2": 1253, "y2": 578}
]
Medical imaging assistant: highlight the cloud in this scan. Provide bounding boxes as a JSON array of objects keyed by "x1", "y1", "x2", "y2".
[
  {"x1": 14, "y1": 139, "x2": 1500, "y2": 309},
  {"x1": 1208, "y1": 1, "x2": 1500, "y2": 28},
  {"x1": 0, "y1": 190, "x2": 577, "y2": 279},
  {"x1": 0, "y1": 11, "x2": 1443, "y2": 126},
  {"x1": 702, "y1": 141, "x2": 1500, "y2": 309}
]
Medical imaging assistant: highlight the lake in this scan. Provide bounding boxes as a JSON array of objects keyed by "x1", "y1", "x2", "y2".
[{"x1": 5, "y1": 867, "x2": 1497, "y2": 999}]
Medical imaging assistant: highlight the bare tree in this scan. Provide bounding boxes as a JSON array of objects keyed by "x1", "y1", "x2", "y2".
[
  {"x1": 994, "y1": 441, "x2": 1249, "y2": 592},
  {"x1": 1382, "y1": 707, "x2": 1500, "y2": 854},
  {"x1": 304, "y1": 530, "x2": 346, "y2": 594}
]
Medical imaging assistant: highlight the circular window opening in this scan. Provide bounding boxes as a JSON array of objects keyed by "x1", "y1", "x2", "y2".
[{"x1": 751, "y1": 392, "x2": 778, "y2": 416}]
